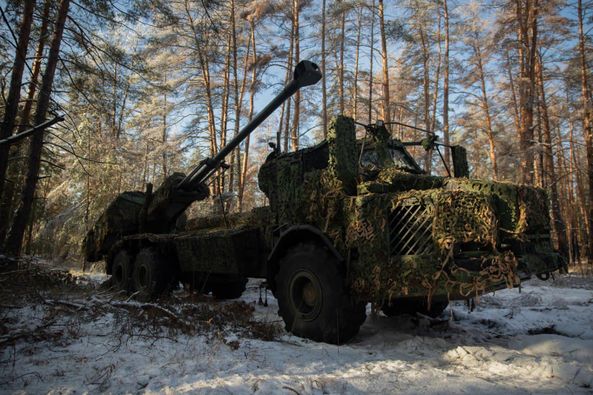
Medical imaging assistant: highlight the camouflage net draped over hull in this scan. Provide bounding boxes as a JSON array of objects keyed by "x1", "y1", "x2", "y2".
[
  {"x1": 345, "y1": 188, "x2": 521, "y2": 304},
  {"x1": 185, "y1": 206, "x2": 273, "y2": 233},
  {"x1": 173, "y1": 206, "x2": 274, "y2": 277},
  {"x1": 358, "y1": 168, "x2": 444, "y2": 194},
  {"x1": 257, "y1": 116, "x2": 356, "y2": 248},
  {"x1": 256, "y1": 115, "x2": 555, "y2": 306},
  {"x1": 85, "y1": 191, "x2": 145, "y2": 262},
  {"x1": 445, "y1": 178, "x2": 550, "y2": 237}
]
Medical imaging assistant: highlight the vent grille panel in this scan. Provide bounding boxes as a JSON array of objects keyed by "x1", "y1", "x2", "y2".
[{"x1": 389, "y1": 202, "x2": 436, "y2": 256}]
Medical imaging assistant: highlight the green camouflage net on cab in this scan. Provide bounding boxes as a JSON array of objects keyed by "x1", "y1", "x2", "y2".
[
  {"x1": 257, "y1": 115, "x2": 356, "y2": 247},
  {"x1": 445, "y1": 178, "x2": 550, "y2": 238},
  {"x1": 358, "y1": 168, "x2": 444, "y2": 194},
  {"x1": 256, "y1": 115, "x2": 550, "y2": 306},
  {"x1": 344, "y1": 187, "x2": 518, "y2": 304},
  {"x1": 327, "y1": 116, "x2": 358, "y2": 195}
]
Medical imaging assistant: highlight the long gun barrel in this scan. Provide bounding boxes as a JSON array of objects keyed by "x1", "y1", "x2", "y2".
[
  {"x1": 179, "y1": 60, "x2": 322, "y2": 191},
  {"x1": 84, "y1": 60, "x2": 322, "y2": 262}
]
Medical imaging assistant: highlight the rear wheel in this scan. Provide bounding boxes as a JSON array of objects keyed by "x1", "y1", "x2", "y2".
[
  {"x1": 275, "y1": 242, "x2": 366, "y2": 344},
  {"x1": 132, "y1": 247, "x2": 172, "y2": 301},
  {"x1": 382, "y1": 297, "x2": 448, "y2": 318},
  {"x1": 111, "y1": 250, "x2": 133, "y2": 292}
]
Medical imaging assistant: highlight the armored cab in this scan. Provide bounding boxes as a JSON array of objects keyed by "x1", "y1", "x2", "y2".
[{"x1": 255, "y1": 116, "x2": 561, "y2": 343}]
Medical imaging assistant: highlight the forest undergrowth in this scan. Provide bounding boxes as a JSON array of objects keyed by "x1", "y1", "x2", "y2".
[{"x1": 0, "y1": 257, "x2": 280, "y2": 363}]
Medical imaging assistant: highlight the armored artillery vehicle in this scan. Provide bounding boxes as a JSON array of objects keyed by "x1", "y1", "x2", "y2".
[{"x1": 85, "y1": 60, "x2": 562, "y2": 344}]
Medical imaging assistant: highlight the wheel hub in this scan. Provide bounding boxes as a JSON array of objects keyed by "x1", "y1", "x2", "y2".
[
  {"x1": 289, "y1": 271, "x2": 322, "y2": 321},
  {"x1": 302, "y1": 282, "x2": 317, "y2": 306}
]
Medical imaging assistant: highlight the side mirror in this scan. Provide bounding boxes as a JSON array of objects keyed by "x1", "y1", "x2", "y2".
[{"x1": 451, "y1": 145, "x2": 470, "y2": 178}]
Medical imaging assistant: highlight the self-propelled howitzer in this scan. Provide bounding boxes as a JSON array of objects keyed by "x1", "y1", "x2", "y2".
[
  {"x1": 84, "y1": 60, "x2": 561, "y2": 346},
  {"x1": 84, "y1": 60, "x2": 322, "y2": 262}
]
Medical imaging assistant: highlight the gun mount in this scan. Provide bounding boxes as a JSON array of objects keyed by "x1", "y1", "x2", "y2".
[{"x1": 85, "y1": 60, "x2": 322, "y2": 262}]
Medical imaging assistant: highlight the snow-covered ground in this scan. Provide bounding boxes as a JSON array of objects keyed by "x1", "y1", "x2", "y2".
[{"x1": 1, "y1": 268, "x2": 592, "y2": 394}]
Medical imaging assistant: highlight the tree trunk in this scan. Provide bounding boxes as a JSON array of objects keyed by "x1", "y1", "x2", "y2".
[
  {"x1": 378, "y1": 0, "x2": 391, "y2": 125},
  {"x1": 442, "y1": 0, "x2": 451, "y2": 169},
  {"x1": 560, "y1": 119, "x2": 576, "y2": 264},
  {"x1": 17, "y1": 0, "x2": 51, "y2": 135},
  {"x1": 352, "y1": 6, "x2": 362, "y2": 121},
  {"x1": 430, "y1": 3, "x2": 442, "y2": 135},
  {"x1": 162, "y1": 77, "x2": 168, "y2": 182},
  {"x1": 536, "y1": 56, "x2": 568, "y2": 260},
  {"x1": 473, "y1": 41, "x2": 498, "y2": 179},
  {"x1": 338, "y1": 1, "x2": 346, "y2": 114},
  {"x1": 283, "y1": 10, "x2": 295, "y2": 153},
  {"x1": 184, "y1": 0, "x2": 219, "y2": 194},
  {"x1": 506, "y1": 48, "x2": 522, "y2": 142},
  {"x1": 0, "y1": 0, "x2": 41, "y2": 246},
  {"x1": 516, "y1": 0, "x2": 539, "y2": 185},
  {"x1": 239, "y1": 19, "x2": 257, "y2": 212},
  {"x1": 229, "y1": 0, "x2": 241, "y2": 203},
  {"x1": 419, "y1": 25, "x2": 432, "y2": 173},
  {"x1": 0, "y1": 0, "x2": 36, "y2": 212},
  {"x1": 291, "y1": 0, "x2": 300, "y2": 152},
  {"x1": 219, "y1": 35, "x2": 231, "y2": 192},
  {"x1": 321, "y1": 0, "x2": 328, "y2": 137},
  {"x1": 569, "y1": 114, "x2": 591, "y2": 262},
  {"x1": 4, "y1": 0, "x2": 70, "y2": 256},
  {"x1": 577, "y1": 0, "x2": 593, "y2": 264},
  {"x1": 368, "y1": 0, "x2": 375, "y2": 124}
]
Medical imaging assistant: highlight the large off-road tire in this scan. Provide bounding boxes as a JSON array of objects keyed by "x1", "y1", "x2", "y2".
[
  {"x1": 209, "y1": 277, "x2": 247, "y2": 300},
  {"x1": 132, "y1": 247, "x2": 171, "y2": 301},
  {"x1": 275, "y1": 242, "x2": 366, "y2": 344},
  {"x1": 382, "y1": 297, "x2": 448, "y2": 318},
  {"x1": 111, "y1": 249, "x2": 134, "y2": 292}
]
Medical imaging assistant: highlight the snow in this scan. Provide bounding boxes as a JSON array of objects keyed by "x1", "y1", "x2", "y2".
[{"x1": 1, "y1": 273, "x2": 593, "y2": 394}]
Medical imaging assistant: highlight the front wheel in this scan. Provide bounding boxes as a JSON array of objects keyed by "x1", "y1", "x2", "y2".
[
  {"x1": 275, "y1": 242, "x2": 366, "y2": 344},
  {"x1": 132, "y1": 247, "x2": 172, "y2": 301},
  {"x1": 111, "y1": 249, "x2": 134, "y2": 292}
]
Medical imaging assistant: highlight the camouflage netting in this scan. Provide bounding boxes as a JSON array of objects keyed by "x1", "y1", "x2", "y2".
[
  {"x1": 444, "y1": 178, "x2": 551, "y2": 237},
  {"x1": 344, "y1": 188, "x2": 516, "y2": 303},
  {"x1": 174, "y1": 227, "x2": 263, "y2": 275},
  {"x1": 398, "y1": 189, "x2": 497, "y2": 250},
  {"x1": 85, "y1": 191, "x2": 145, "y2": 262},
  {"x1": 257, "y1": 115, "x2": 556, "y2": 305},
  {"x1": 185, "y1": 206, "x2": 273, "y2": 232},
  {"x1": 368, "y1": 124, "x2": 392, "y2": 168},
  {"x1": 327, "y1": 117, "x2": 358, "y2": 195},
  {"x1": 358, "y1": 168, "x2": 444, "y2": 194},
  {"x1": 85, "y1": 172, "x2": 211, "y2": 262},
  {"x1": 257, "y1": 115, "x2": 355, "y2": 237},
  {"x1": 165, "y1": 206, "x2": 275, "y2": 276},
  {"x1": 146, "y1": 172, "x2": 209, "y2": 232}
]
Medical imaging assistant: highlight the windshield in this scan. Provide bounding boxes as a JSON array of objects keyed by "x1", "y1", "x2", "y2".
[{"x1": 360, "y1": 147, "x2": 419, "y2": 173}]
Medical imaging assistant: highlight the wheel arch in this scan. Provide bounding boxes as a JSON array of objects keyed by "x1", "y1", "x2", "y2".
[{"x1": 266, "y1": 225, "x2": 343, "y2": 293}]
